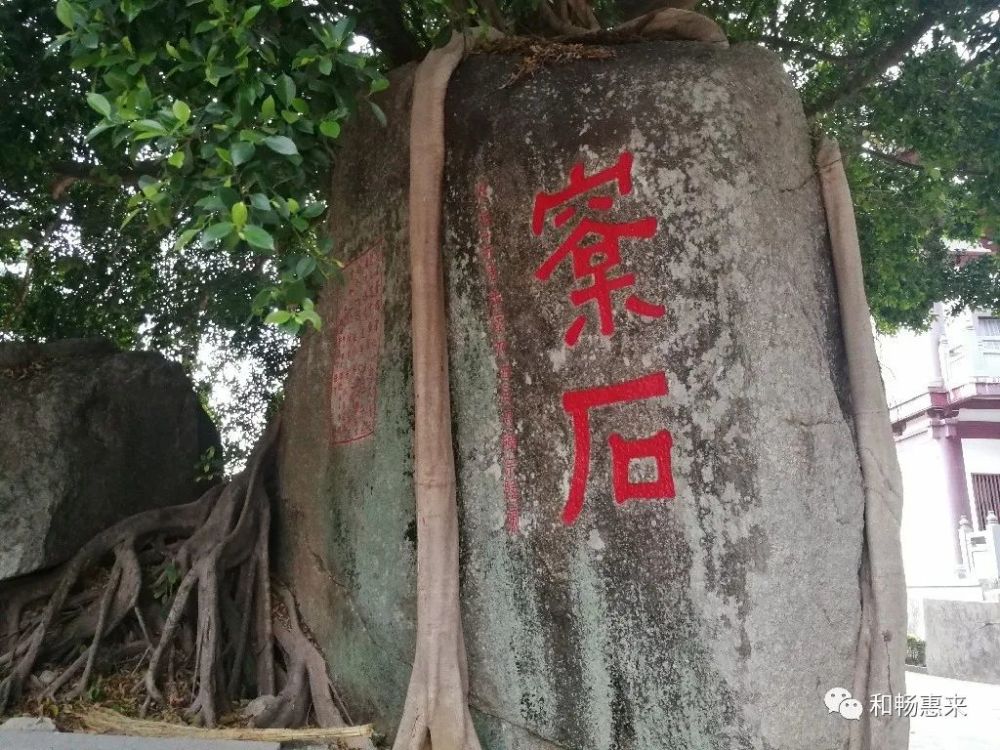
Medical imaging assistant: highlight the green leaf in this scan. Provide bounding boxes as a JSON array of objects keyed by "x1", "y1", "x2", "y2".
[
  {"x1": 218, "y1": 187, "x2": 241, "y2": 208},
  {"x1": 206, "y1": 65, "x2": 234, "y2": 86},
  {"x1": 296, "y1": 256, "x2": 317, "y2": 277},
  {"x1": 276, "y1": 74, "x2": 296, "y2": 105},
  {"x1": 249, "y1": 193, "x2": 270, "y2": 211},
  {"x1": 268, "y1": 0, "x2": 293, "y2": 7},
  {"x1": 231, "y1": 201, "x2": 248, "y2": 228},
  {"x1": 55, "y1": 0, "x2": 75, "y2": 29},
  {"x1": 203, "y1": 222, "x2": 235, "y2": 242},
  {"x1": 137, "y1": 175, "x2": 160, "y2": 198},
  {"x1": 318, "y1": 57, "x2": 332, "y2": 75},
  {"x1": 301, "y1": 202, "x2": 325, "y2": 219},
  {"x1": 252, "y1": 288, "x2": 274, "y2": 310},
  {"x1": 172, "y1": 100, "x2": 191, "y2": 124},
  {"x1": 242, "y1": 5, "x2": 262, "y2": 24},
  {"x1": 242, "y1": 224, "x2": 275, "y2": 250},
  {"x1": 265, "y1": 309, "x2": 292, "y2": 324},
  {"x1": 332, "y1": 15, "x2": 354, "y2": 44},
  {"x1": 167, "y1": 150, "x2": 185, "y2": 168},
  {"x1": 86, "y1": 92, "x2": 112, "y2": 118},
  {"x1": 174, "y1": 228, "x2": 199, "y2": 251},
  {"x1": 239, "y1": 128, "x2": 264, "y2": 144},
  {"x1": 298, "y1": 309, "x2": 321, "y2": 330},
  {"x1": 231, "y1": 141, "x2": 255, "y2": 166},
  {"x1": 319, "y1": 120, "x2": 340, "y2": 138},
  {"x1": 120, "y1": 207, "x2": 141, "y2": 229},
  {"x1": 134, "y1": 118, "x2": 168, "y2": 135},
  {"x1": 370, "y1": 77, "x2": 389, "y2": 94},
  {"x1": 263, "y1": 135, "x2": 298, "y2": 155},
  {"x1": 282, "y1": 279, "x2": 307, "y2": 304},
  {"x1": 261, "y1": 95, "x2": 275, "y2": 119},
  {"x1": 85, "y1": 122, "x2": 112, "y2": 141}
]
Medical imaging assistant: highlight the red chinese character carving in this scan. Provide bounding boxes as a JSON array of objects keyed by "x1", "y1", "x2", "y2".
[
  {"x1": 561, "y1": 372, "x2": 675, "y2": 525},
  {"x1": 532, "y1": 151, "x2": 665, "y2": 346}
]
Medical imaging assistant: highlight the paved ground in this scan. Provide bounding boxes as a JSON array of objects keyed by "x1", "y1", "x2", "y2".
[
  {"x1": 907, "y1": 670, "x2": 1000, "y2": 750},
  {"x1": 4, "y1": 672, "x2": 996, "y2": 748},
  {"x1": 0, "y1": 732, "x2": 282, "y2": 750}
]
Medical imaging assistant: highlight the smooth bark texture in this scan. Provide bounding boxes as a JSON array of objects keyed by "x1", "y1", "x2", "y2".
[
  {"x1": 394, "y1": 32, "x2": 481, "y2": 750},
  {"x1": 817, "y1": 138, "x2": 908, "y2": 750}
]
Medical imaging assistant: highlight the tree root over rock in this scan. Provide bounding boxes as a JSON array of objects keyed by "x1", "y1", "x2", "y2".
[{"x1": 0, "y1": 418, "x2": 354, "y2": 734}]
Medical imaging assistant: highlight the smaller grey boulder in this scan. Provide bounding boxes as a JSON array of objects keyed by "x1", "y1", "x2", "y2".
[
  {"x1": 0, "y1": 339, "x2": 220, "y2": 580},
  {"x1": 0, "y1": 716, "x2": 56, "y2": 732}
]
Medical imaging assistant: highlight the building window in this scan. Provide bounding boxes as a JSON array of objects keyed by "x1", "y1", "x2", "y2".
[{"x1": 970, "y1": 473, "x2": 1000, "y2": 529}]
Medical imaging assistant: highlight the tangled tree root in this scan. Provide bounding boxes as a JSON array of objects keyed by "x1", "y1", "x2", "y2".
[{"x1": 0, "y1": 418, "x2": 355, "y2": 736}]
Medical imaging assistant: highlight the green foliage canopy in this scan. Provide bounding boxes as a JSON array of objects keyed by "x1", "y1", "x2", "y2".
[{"x1": 1, "y1": 0, "x2": 998, "y2": 452}]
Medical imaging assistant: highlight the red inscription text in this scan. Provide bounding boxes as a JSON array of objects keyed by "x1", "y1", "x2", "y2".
[
  {"x1": 329, "y1": 244, "x2": 385, "y2": 444},
  {"x1": 476, "y1": 181, "x2": 521, "y2": 533},
  {"x1": 532, "y1": 151, "x2": 665, "y2": 347},
  {"x1": 532, "y1": 152, "x2": 677, "y2": 525},
  {"x1": 561, "y1": 372, "x2": 675, "y2": 525}
]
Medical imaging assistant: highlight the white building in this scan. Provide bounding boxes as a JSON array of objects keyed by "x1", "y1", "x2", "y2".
[{"x1": 878, "y1": 303, "x2": 1000, "y2": 604}]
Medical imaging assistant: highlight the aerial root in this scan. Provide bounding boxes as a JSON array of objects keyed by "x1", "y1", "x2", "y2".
[{"x1": 0, "y1": 417, "x2": 351, "y2": 731}]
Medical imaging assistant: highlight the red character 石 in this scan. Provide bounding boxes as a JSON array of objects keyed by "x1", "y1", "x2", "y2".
[
  {"x1": 561, "y1": 371, "x2": 676, "y2": 525},
  {"x1": 532, "y1": 151, "x2": 665, "y2": 346}
]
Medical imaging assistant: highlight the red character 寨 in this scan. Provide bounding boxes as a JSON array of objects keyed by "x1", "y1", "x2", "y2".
[{"x1": 532, "y1": 151, "x2": 665, "y2": 346}]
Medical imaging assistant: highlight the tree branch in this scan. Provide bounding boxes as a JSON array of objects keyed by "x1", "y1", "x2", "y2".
[
  {"x1": 538, "y1": 0, "x2": 592, "y2": 35},
  {"x1": 961, "y1": 34, "x2": 1000, "y2": 73},
  {"x1": 479, "y1": 0, "x2": 509, "y2": 32},
  {"x1": 860, "y1": 146, "x2": 923, "y2": 172},
  {"x1": 805, "y1": 4, "x2": 956, "y2": 117},
  {"x1": 750, "y1": 35, "x2": 852, "y2": 64},
  {"x1": 50, "y1": 160, "x2": 158, "y2": 196},
  {"x1": 359, "y1": 0, "x2": 426, "y2": 65},
  {"x1": 315, "y1": 1, "x2": 426, "y2": 64},
  {"x1": 859, "y1": 146, "x2": 984, "y2": 179}
]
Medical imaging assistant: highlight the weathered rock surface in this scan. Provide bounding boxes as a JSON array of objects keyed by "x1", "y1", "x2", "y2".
[
  {"x1": 276, "y1": 42, "x2": 902, "y2": 749},
  {"x1": 0, "y1": 338, "x2": 219, "y2": 579},
  {"x1": 0, "y1": 716, "x2": 56, "y2": 732}
]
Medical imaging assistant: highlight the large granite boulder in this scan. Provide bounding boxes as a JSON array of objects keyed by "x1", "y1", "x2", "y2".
[
  {"x1": 275, "y1": 42, "x2": 900, "y2": 749},
  {"x1": 0, "y1": 339, "x2": 220, "y2": 579}
]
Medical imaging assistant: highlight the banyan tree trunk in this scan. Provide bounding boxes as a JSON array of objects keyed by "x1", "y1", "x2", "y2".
[{"x1": 274, "y1": 40, "x2": 907, "y2": 750}]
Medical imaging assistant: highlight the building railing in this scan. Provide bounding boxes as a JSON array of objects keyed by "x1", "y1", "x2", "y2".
[{"x1": 959, "y1": 512, "x2": 1000, "y2": 584}]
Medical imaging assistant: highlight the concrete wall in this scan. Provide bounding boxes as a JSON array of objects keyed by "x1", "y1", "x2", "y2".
[
  {"x1": 925, "y1": 599, "x2": 1000, "y2": 684},
  {"x1": 907, "y1": 585, "x2": 984, "y2": 640}
]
